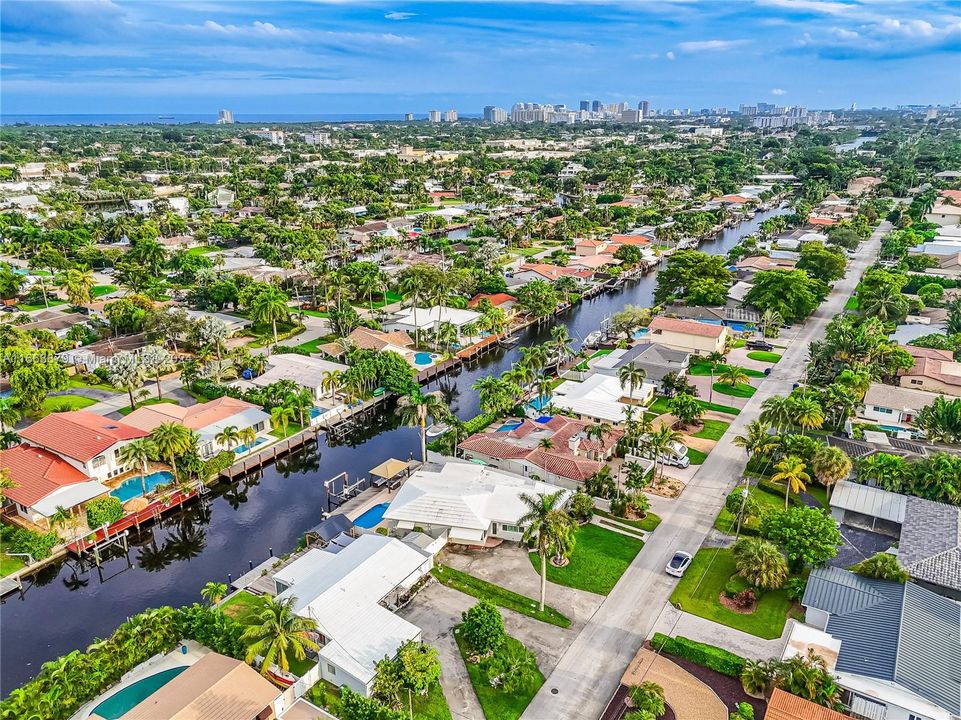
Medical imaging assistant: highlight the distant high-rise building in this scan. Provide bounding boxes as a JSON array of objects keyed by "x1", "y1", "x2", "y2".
[
  {"x1": 302, "y1": 132, "x2": 330, "y2": 146},
  {"x1": 405, "y1": 112, "x2": 415, "y2": 121},
  {"x1": 591, "y1": 100, "x2": 601, "y2": 113},
  {"x1": 926, "y1": 107, "x2": 939, "y2": 121},
  {"x1": 511, "y1": 103, "x2": 550, "y2": 123},
  {"x1": 484, "y1": 106, "x2": 508, "y2": 123},
  {"x1": 580, "y1": 100, "x2": 590, "y2": 111},
  {"x1": 739, "y1": 104, "x2": 758, "y2": 116},
  {"x1": 638, "y1": 100, "x2": 650, "y2": 117},
  {"x1": 443, "y1": 109, "x2": 458, "y2": 122},
  {"x1": 428, "y1": 110, "x2": 441, "y2": 123},
  {"x1": 217, "y1": 109, "x2": 234, "y2": 124}
]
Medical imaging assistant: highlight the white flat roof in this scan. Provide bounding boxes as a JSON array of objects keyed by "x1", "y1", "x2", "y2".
[
  {"x1": 551, "y1": 374, "x2": 656, "y2": 423},
  {"x1": 391, "y1": 306, "x2": 481, "y2": 329},
  {"x1": 251, "y1": 354, "x2": 348, "y2": 390},
  {"x1": 830, "y1": 481, "x2": 907, "y2": 524},
  {"x1": 33, "y1": 480, "x2": 110, "y2": 517}
]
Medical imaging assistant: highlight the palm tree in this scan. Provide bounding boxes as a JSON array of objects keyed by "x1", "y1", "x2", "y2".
[
  {"x1": 623, "y1": 461, "x2": 650, "y2": 490},
  {"x1": 150, "y1": 422, "x2": 194, "y2": 486},
  {"x1": 270, "y1": 405, "x2": 295, "y2": 438},
  {"x1": 242, "y1": 595, "x2": 319, "y2": 676},
  {"x1": 216, "y1": 425, "x2": 241, "y2": 451},
  {"x1": 760, "y1": 308, "x2": 783, "y2": 339},
  {"x1": 285, "y1": 388, "x2": 314, "y2": 428},
  {"x1": 790, "y1": 396, "x2": 825, "y2": 435},
  {"x1": 718, "y1": 364, "x2": 750, "y2": 388},
  {"x1": 533, "y1": 373, "x2": 553, "y2": 410},
  {"x1": 320, "y1": 369, "x2": 343, "y2": 399},
  {"x1": 139, "y1": 344, "x2": 173, "y2": 401},
  {"x1": 59, "y1": 268, "x2": 95, "y2": 307},
  {"x1": 519, "y1": 490, "x2": 573, "y2": 612},
  {"x1": 760, "y1": 395, "x2": 794, "y2": 432},
  {"x1": 250, "y1": 286, "x2": 291, "y2": 344},
  {"x1": 733, "y1": 420, "x2": 777, "y2": 467},
  {"x1": 771, "y1": 455, "x2": 810, "y2": 509},
  {"x1": 118, "y1": 437, "x2": 158, "y2": 497},
  {"x1": 618, "y1": 362, "x2": 647, "y2": 405},
  {"x1": 860, "y1": 285, "x2": 909, "y2": 323},
  {"x1": 108, "y1": 350, "x2": 147, "y2": 412},
  {"x1": 810, "y1": 445, "x2": 852, "y2": 499},
  {"x1": 397, "y1": 391, "x2": 448, "y2": 462},
  {"x1": 201, "y1": 581, "x2": 228, "y2": 605},
  {"x1": 732, "y1": 537, "x2": 788, "y2": 590},
  {"x1": 549, "y1": 325, "x2": 574, "y2": 365},
  {"x1": 238, "y1": 426, "x2": 257, "y2": 451},
  {"x1": 585, "y1": 422, "x2": 613, "y2": 445}
]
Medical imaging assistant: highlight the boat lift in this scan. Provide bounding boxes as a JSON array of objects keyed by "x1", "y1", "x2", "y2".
[{"x1": 324, "y1": 471, "x2": 367, "y2": 511}]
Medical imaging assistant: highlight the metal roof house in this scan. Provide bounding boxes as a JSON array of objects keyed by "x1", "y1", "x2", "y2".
[
  {"x1": 592, "y1": 342, "x2": 692, "y2": 384},
  {"x1": 829, "y1": 481, "x2": 906, "y2": 537},
  {"x1": 898, "y1": 497, "x2": 961, "y2": 600},
  {"x1": 800, "y1": 567, "x2": 961, "y2": 720}
]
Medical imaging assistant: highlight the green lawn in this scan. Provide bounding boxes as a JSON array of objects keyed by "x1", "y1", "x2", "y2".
[
  {"x1": 1, "y1": 552, "x2": 25, "y2": 577},
  {"x1": 91, "y1": 284, "x2": 118, "y2": 298},
  {"x1": 844, "y1": 295, "x2": 859, "y2": 312},
  {"x1": 528, "y1": 523, "x2": 643, "y2": 595},
  {"x1": 300, "y1": 309, "x2": 330, "y2": 318},
  {"x1": 669, "y1": 548, "x2": 797, "y2": 639},
  {"x1": 692, "y1": 419, "x2": 730, "y2": 441},
  {"x1": 648, "y1": 396, "x2": 671, "y2": 415},
  {"x1": 117, "y1": 398, "x2": 180, "y2": 416},
  {"x1": 685, "y1": 448, "x2": 707, "y2": 465},
  {"x1": 220, "y1": 590, "x2": 267, "y2": 625},
  {"x1": 714, "y1": 484, "x2": 788, "y2": 535},
  {"x1": 248, "y1": 323, "x2": 305, "y2": 348},
  {"x1": 185, "y1": 245, "x2": 220, "y2": 256},
  {"x1": 746, "y1": 351, "x2": 782, "y2": 363},
  {"x1": 689, "y1": 362, "x2": 766, "y2": 379},
  {"x1": 270, "y1": 422, "x2": 305, "y2": 439},
  {"x1": 806, "y1": 484, "x2": 829, "y2": 509},
  {"x1": 293, "y1": 337, "x2": 328, "y2": 353},
  {"x1": 432, "y1": 564, "x2": 571, "y2": 628},
  {"x1": 697, "y1": 400, "x2": 741, "y2": 415},
  {"x1": 594, "y1": 508, "x2": 662, "y2": 532},
  {"x1": 38, "y1": 394, "x2": 97, "y2": 416},
  {"x1": 455, "y1": 628, "x2": 544, "y2": 720},
  {"x1": 309, "y1": 678, "x2": 451, "y2": 720},
  {"x1": 67, "y1": 377, "x2": 118, "y2": 392},
  {"x1": 712, "y1": 382, "x2": 756, "y2": 398},
  {"x1": 17, "y1": 299, "x2": 66, "y2": 311}
]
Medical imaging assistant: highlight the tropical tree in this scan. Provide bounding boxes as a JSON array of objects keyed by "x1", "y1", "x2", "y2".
[
  {"x1": 519, "y1": 489, "x2": 574, "y2": 612},
  {"x1": 789, "y1": 396, "x2": 825, "y2": 434},
  {"x1": 718, "y1": 364, "x2": 750, "y2": 388},
  {"x1": 201, "y1": 581, "x2": 228, "y2": 605},
  {"x1": 0, "y1": 468, "x2": 15, "y2": 504},
  {"x1": 151, "y1": 422, "x2": 194, "y2": 485},
  {"x1": 397, "y1": 390, "x2": 448, "y2": 462},
  {"x1": 320, "y1": 369, "x2": 344, "y2": 399},
  {"x1": 760, "y1": 308, "x2": 783, "y2": 338},
  {"x1": 215, "y1": 425, "x2": 241, "y2": 451},
  {"x1": 108, "y1": 350, "x2": 146, "y2": 411},
  {"x1": 270, "y1": 405, "x2": 296, "y2": 438},
  {"x1": 733, "y1": 420, "x2": 777, "y2": 466},
  {"x1": 118, "y1": 437, "x2": 158, "y2": 498},
  {"x1": 760, "y1": 395, "x2": 794, "y2": 432},
  {"x1": 59, "y1": 268, "x2": 96, "y2": 306},
  {"x1": 139, "y1": 344, "x2": 173, "y2": 401},
  {"x1": 810, "y1": 445, "x2": 852, "y2": 499},
  {"x1": 242, "y1": 595, "x2": 319, "y2": 676},
  {"x1": 850, "y1": 552, "x2": 909, "y2": 582},
  {"x1": 644, "y1": 425, "x2": 684, "y2": 482},
  {"x1": 732, "y1": 537, "x2": 788, "y2": 590},
  {"x1": 250, "y1": 285, "x2": 291, "y2": 344},
  {"x1": 668, "y1": 392, "x2": 703, "y2": 429},
  {"x1": 618, "y1": 362, "x2": 647, "y2": 405},
  {"x1": 629, "y1": 682, "x2": 666, "y2": 718},
  {"x1": 771, "y1": 455, "x2": 810, "y2": 508},
  {"x1": 0, "y1": 397, "x2": 21, "y2": 431}
]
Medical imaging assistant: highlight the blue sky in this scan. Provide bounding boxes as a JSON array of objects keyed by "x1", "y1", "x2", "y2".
[{"x1": 2, "y1": 0, "x2": 959, "y2": 116}]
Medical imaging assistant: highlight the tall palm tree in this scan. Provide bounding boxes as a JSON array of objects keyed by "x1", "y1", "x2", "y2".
[
  {"x1": 108, "y1": 350, "x2": 146, "y2": 412},
  {"x1": 215, "y1": 425, "x2": 241, "y2": 451},
  {"x1": 118, "y1": 437, "x2": 158, "y2": 497},
  {"x1": 59, "y1": 268, "x2": 96, "y2": 307},
  {"x1": 790, "y1": 396, "x2": 825, "y2": 435},
  {"x1": 150, "y1": 422, "x2": 194, "y2": 486},
  {"x1": 139, "y1": 344, "x2": 173, "y2": 401},
  {"x1": 397, "y1": 391, "x2": 448, "y2": 462},
  {"x1": 760, "y1": 309, "x2": 783, "y2": 339},
  {"x1": 519, "y1": 490, "x2": 573, "y2": 612},
  {"x1": 760, "y1": 395, "x2": 794, "y2": 432},
  {"x1": 646, "y1": 425, "x2": 684, "y2": 482},
  {"x1": 810, "y1": 445, "x2": 852, "y2": 499},
  {"x1": 270, "y1": 405, "x2": 295, "y2": 438},
  {"x1": 285, "y1": 388, "x2": 314, "y2": 428},
  {"x1": 250, "y1": 286, "x2": 291, "y2": 345},
  {"x1": 860, "y1": 285, "x2": 908, "y2": 323},
  {"x1": 771, "y1": 455, "x2": 811, "y2": 509},
  {"x1": 618, "y1": 362, "x2": 647, "y2": 405},
  {"x1": 242, "y1": 595, "x2": 319, "y2": 676},
  {"x1": 549, "y1": 325, "x2": 574, "y2": 365},
  {"x1": 320, "y1": 369, "x2": 343, "y2": 399},
  {"x1": 238, "y1": 426, "x2": 257, "y2": 450}
]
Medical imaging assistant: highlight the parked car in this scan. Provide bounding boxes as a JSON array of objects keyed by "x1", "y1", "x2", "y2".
[
  {"x1": 746, "y1": 339, "x2": 774, "y2": 351},
  {"x1": 666, "y1": 551, "x2": 693, "y2": 578}
]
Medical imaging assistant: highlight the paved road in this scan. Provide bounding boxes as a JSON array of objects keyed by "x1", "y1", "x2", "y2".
[{"x1": 520, "y1": 222, "x2": 889, "y2": 720}]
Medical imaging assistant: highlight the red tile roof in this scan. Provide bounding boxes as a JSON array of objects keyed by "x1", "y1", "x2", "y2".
[
  {"x1": 766, "y1": 689, "x2": 853, "y2": 720},
  {"x1": 1, "y1": 445, "x2": 91, "y2": 507},
  {"x1": 807, "y1": 216, "x2": 838, "y2": 226},
  {"x1": 899, "y1": 346, "x2": 961, "y2": 386},
  {"x1": 648, "y1": 316, "x2": 727, "y2": 338},
  {"x1": 609, "y1": 234, "x2": 652, "y2": 246},
  {"x1": 519, "y1": 263, "x2": 579, "y2": 281},
  {"x1": 940, "y1": 189, "x2": 961, "y2": 204},
  {"x1": 468, "y1": 293, "x2": 517, "y2": 308},
  {"x1": 19, "y1": 411, "x2": 148, "y2": 463},
  {"x1": 525, "y1": 449, "x2": 601, "y2": 482},
  {"x1": 458, "y1": 435, "x2": 532, "y2": 459},
  {"x1": 717, "y1": 194, "x2": 751, "y2": 203}
]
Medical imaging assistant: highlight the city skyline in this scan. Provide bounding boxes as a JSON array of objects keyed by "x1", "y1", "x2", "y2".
[{"x1": 2, "y1": 0, "x2": 959, "y2": 115}]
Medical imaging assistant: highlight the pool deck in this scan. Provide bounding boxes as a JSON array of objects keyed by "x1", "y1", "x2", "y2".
[{"x1": 70, "y1": 640, "x2": 209, "y2": 720}]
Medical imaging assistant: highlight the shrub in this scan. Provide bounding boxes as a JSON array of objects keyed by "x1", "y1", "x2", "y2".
[
  {"x1": 340, "y1": 686, "x2": 406, "y2": 720},
  {"x1": 629, "y1": 681, "x2": 665, "y2": 717},
  {"x1": 740, "y1": 659, "x2": 776, "y2": 696},
  {"x1": 649, "y1": 633, "x2": 746, "y2": 677},
  {"x1": 567, "y1": 492, "x2": 594, "y2": 523},
  {"x1": 731, "y1": 701, "x2": 755, "y2": 720},
  {"x1": 461, "y1": 601, "x2": 506, "y2": 656},
  {"x1": 85, "y1": 496, "x2": 124, "y2": 529},
  {"x1": 724, "y1": 574, "x2": 752, "y2": 598},
  {"x1": 203, "y1": 450, "x2": 235, "y2": 480},
  {"x1": 784, "y1": 576, "x2": 808, "y2": 602},
  {"x1": 178, "y1": 603, "x2": 245, "y2": 659},
  {"x1": 464, "y1": 412, "x2": 499, "y2": 435},
  {"x1": 731, "y1": 589, "x2": 757, "y2": 610},
  {"x1": 3, "y1": 526, "x2": 60, "y2": 561},
  {"x1": 850, "y1": 552, "x2": 909, "y2": 583}
]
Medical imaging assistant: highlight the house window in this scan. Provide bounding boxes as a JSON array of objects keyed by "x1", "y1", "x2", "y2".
[
  {"x1": 909, "y1": 379, "x2": 923, "y2": 385},
  {"x1": 873, "y1": 406, "x2": 893, "y2": 414},
  {"x1": 500, "y1": 524, "x2": 523, "y2": 534},
  {"x1": 92, "y1": 456, "x2": 106, "y2": 469},
  {"x1": 327, "y1": 663, "x2": 336, "y2": 675}
]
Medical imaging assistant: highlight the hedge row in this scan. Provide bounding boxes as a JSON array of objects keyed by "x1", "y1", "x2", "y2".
[{"x1": 650, "y1": 632, "x2": 746, "y2": 677}]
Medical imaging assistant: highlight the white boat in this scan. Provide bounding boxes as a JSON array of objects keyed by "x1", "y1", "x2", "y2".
[
  {"x1": 426, "y1": 423, "x2": 451, "y2": 438},
  {"x1": 583, "y1": 331, "x2": 603, "y2": 347}
]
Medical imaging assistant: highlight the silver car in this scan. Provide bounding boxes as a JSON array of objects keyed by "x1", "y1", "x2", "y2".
[{"x1": 665, "y1": 551, "x2": 693, "y2": 578}]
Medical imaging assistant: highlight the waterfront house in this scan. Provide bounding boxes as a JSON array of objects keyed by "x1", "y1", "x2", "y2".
[
  {"x1": 383, "y1": 461, "x2": 572, "y2": 544},
  {"x1": 735, "y1": 255, "x2": 797, "y2": 280},
  {"x1": 897, "y1": 346, "x2": 961, "y2": 397},
  {"x1": 646, "y1": 316, "x2": 730, "y2": 356},
  {"x1": 592, "y1": 342, "x2": 691, "y2": 385},
  {"x1": 458, "y1": 416, "x2": 622, "y2": 487},
  {"x1": 0, "y1": 445, "x2": 109, "y2": 529},
  {"x1": 249, "y1": 354, "x2": 349, "y2": 401},
  {"x1": 513, "y1": 263, "x2": 592, "y2": 286},
  {"x1": 121, "y1": 651, "x2": 282, "y2": 720},
  {"x1": 383, "y1": 305, "x2": 481, "y2": 339},
  {"x1": 18, "y1": 411, "x2": 148, "y2": 483},
  {"x1": 859, "y1": 383, "x2": 940, "y2": 429},
  {"x1": 467, "y1": 293, "x2": 517, "y2": 312},
  {"x1": 798, "y1": 567, "x2": 960, "y2": 720},
  {"x1": 123, "y1": 396, "x2": 270, "y2": 458},
  {"x1": 551, "y1": 372, "x2": 656, "y2": 424},
  {"x1": 274, "y1": 534, "x2": 432, "y2": 696}
]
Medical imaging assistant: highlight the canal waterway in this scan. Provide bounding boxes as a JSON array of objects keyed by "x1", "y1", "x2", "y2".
[{"x1": 0, "y1": 205, "x2": 788, "y2": 695}]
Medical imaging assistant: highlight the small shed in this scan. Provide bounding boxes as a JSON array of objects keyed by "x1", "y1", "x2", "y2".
[{"x1": 829, "y1": 481, "x2": 906, "y2": 536}]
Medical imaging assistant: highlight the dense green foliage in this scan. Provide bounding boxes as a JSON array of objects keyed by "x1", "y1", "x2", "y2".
[{"x1": 649, "y1": 633, "x2": 746, "y2": 677}]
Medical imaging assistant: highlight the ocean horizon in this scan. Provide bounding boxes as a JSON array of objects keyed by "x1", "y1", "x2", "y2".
[{"x1": 1, "y1": 113, "x2": 480, "y2": 127}]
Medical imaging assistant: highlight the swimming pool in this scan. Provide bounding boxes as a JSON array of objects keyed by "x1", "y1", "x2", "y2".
[
  {"x1": 414, "y1": 352, "x2": 439, "y2": 366},
  {"x1": 495, "y1": 421, "x2": 522, "y2": 432},
  {"x1": 234, "y1": 437, "x2": 269, "y2": 455},
  {"x1": 110, "y1": 471, "x2": 175, "y2": 503},
  {"x1": 91, "y1": 666, "x2": 188, "y2": 720},
  {"x1": 528, "y1": 396, "x2": 549, "y2": 411},
  {"x1": 632, "y1": 328, "x2": 650, "y2": 339},
  {"x1": 354, "y1": 502, "x2": 389, "y2": 529}
]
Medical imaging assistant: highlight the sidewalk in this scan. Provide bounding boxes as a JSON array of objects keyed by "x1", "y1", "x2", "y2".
[{"x1": 650, "y1": 602, "x2": 792, "y2": 661}]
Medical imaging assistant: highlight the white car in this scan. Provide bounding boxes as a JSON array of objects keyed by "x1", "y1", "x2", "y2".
[{"x1": 665, "y1": 551, "x2": 693, "y2": 578}]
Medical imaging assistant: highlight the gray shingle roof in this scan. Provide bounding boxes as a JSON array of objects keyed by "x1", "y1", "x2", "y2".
[
  {"x1": 803, "y1": 567, "x2": 961, "y2": 714},
  {"x1": 899, "y1": 496, "x2": 961, "y2": 592}
]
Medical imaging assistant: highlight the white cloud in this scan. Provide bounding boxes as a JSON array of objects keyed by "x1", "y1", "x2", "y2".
[
  {"x1": 677, "y1": 39, "x2": 748, "y2": 52},
  {"x1": 385, "y1": 11, "x2": 416, "y2": 20},
  {"x1": 771, "y1": 87, "x2": 787, "y2": 95},
  {"x1": 665, "y1": 50, "x2": 676, "y2": 60}
]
